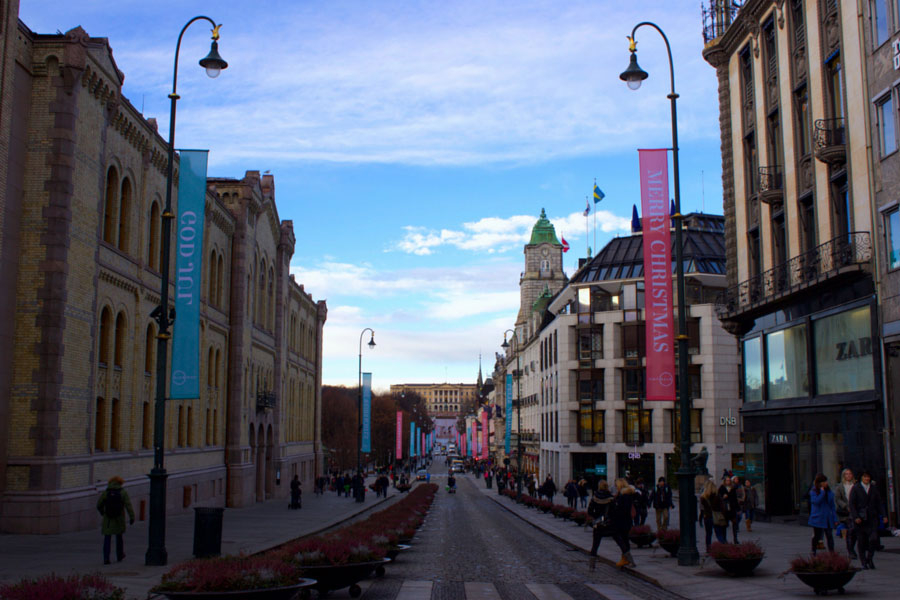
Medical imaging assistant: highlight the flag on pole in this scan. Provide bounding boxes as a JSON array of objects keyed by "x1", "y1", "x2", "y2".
[
  {"x1": 593, "y1": 184, "x2": 605, "y2": 203},
  {"x1": 561, "y1": 236, "x2": 569, "y2": 253},
  {"x1": 583, "y1": 197, "x2": 591, "y2": 217}
]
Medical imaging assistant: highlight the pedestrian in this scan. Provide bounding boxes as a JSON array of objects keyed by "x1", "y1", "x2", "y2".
[
  {"x1": 289, "y1": 474, "x2": 302, "y2": 509},
  {"x1": 578, "y1": 478, "x2": 589, "y2": 509},
  {"x1": 565, "y1": 479, "x2": 579, "y2": 509},
  {"x1": 849, "y1": 470, "x2": 888, "y2": 569},
  {"x1": 96, "y1": 476, "x2": 135, "y2": 565},
  {"x1": 633, "y1": 478, "x2": 649, "y2": 526},
  {"x1": 543, "y1": 475, "x2": 557, "y2": 504},
  {"x1": 610, "y1": 478, "x2": 637, "y2": 568},
  {"x1": 587, "y1": 479, "x2": 614, "y2": 570},
  {"x1": 650, "y1": 477, "x2": 674, "y2": 531},
  {"x1": 527, "y1": 474, "x2": 536, "y2": 497},
  {"x1": 698, "y1": 479, "x2": 727, "y2": 552},
  {"x1": 738, "y1": 478, "x2": 758, "y2": 532},
  {"x1": 834, "y1": 468, "x2": 857, "y2": 558},
  {"x1": 808, "y1": 473, "x2": 836, "y2": 554},
  {"x1": 717, "y1": 476, "x2": 740, "y2": 543}
]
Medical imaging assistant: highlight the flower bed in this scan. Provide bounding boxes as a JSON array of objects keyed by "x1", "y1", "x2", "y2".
[
  {"x1": 709, "y1": 541, "x2": 764, "y2": 561},
  {"x1": 628, "y1": 525, "x2": 655, "y2": 548},
  {"x1": 0, "y1": 573, "x2": 124, "y2": 600},
  {"x1": 571, "y1": 511, "x2": 592, "y2": 526},
  {"x1": 657, "y1": 529, "x2": 680, "y2": 557},
  {"x1": 789, "y1": 552, "x2": 851, "y2": 574},
  {"x1": 536, "y1": 499, "x2": 552, "y2": 513},
  {"x1": 153, "y1": 556, "x2": 302, "y2": 594},
  {"x1": 552, "y1": 505, "x2": 575, "y2": 520}
]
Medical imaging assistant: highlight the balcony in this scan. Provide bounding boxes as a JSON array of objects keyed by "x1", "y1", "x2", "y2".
[
  {"x1": 702, "y1": 1, "x2": 744, "y2": 45},
  {"x1": 256, "y1": 390, "x2": 276, "y2": 411},
  {"x1": 814, "y1": 118, "x2": 846, "y2": 165},
  {"x1": 716, "y1": 232, "x2": 872, "y2": 322},
  {"x1": 758, "y1": 166, "x2": 783, "y2": 205}
]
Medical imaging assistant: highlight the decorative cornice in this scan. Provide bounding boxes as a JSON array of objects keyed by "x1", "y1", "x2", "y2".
[{"x1": 98, "y1": 268, "x2": 139, "y2": 295}]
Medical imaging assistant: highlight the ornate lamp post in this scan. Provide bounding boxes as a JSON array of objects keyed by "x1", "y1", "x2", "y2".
[
  {"x1": 501, "y1": 329, "x2": 523, "y2": 497},
  {"x1": 620, "y1": 21, "x2": 699, "y2": 566},
  {"x1": 358, "y1": 328, "x2": 376, "y2": 475},
  {"x1": 146, "y1": 16, "x2": 227, "y2": 567}
]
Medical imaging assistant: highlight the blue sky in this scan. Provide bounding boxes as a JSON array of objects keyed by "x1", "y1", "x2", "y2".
[{"x1": 21, "y1": 1, "x2": 724, "y2": 390}]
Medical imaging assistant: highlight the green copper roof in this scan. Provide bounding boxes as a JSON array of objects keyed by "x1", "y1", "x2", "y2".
[
  {"x1": 529, "y1": 208, "x2": 561, "y2": 245},
  {"x1": 532, "y1": 284, "x2": 554, "y2": 312}
]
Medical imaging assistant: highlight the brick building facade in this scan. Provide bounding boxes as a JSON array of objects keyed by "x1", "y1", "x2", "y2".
[{"x1": 0, "y1": 3, "x2": 326, "y2": 533}]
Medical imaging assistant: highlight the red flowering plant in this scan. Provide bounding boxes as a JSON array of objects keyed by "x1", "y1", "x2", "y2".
[
  {"x1": 280, "y1": 537, "x2": 386, "y2": 567},
  {"x1": 553, "y1": 505, "x2": 575, "y2": 519},
  {"x1": 709, "y1": 541, "x2": 764, "y2": 560},
  {"x1": 537, "y1": 499, "x2": 553, "y2": 512},
  {"x1": 0, "y1": 573, "x2": 124, "y2": 600},
  {"x1": 152, "y1": 555, "x2": 300, "y2": 593},
  {"x1": 789, "y1": 552, "x2": 852, "y2": 573},
  {"x1": 571, "y1": 511, "x2": 590, "y2": 526},
  {"x1": 629, "y1": 525, "x2": 653, "y2": 536},
  {"x1": 656, "y1": 528, "x2": 681, "y2": 544}
]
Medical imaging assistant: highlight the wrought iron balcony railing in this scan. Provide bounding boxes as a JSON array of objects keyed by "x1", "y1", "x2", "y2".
[
  {"x1": 256, "y1": 390, "x2": 276, "y2": 411},
  {"x1": 702, "y1": 1, "x2": 744, "y2": 44},
  {"x1": 814, "y1": 118, "x2": 846, "y2": 164},
  {"x1": 758, "y1": 166, "x2": 783, "y2": 204},
  {"x1": 716, "y1": 232, "x2": 871, "y2": 320}
]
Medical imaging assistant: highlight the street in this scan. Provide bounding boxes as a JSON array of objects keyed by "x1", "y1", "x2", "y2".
[{"x1": 353, "y1": 465, "x2": 682, "y2": 600}]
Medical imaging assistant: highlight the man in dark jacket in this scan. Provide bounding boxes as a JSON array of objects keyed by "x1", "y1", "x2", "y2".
[
  {"x1": 718, "y1": 476, "x2": 741, "y2": 543},
  {"x1": 650, "y1": 477, "x2": 674, "y2": 530},
  {"x1": 97, "y1": 476, "x2": 135, "y2": 564},
  {"x1": 850, "y1": 470, "x2": 888, "y2": 569},
  {"x1": 289, "y1": 474, "x2": 302, "y2": 509},
  {"x1": 543, "y1": 476, "x2": 557, "y2": 504}
]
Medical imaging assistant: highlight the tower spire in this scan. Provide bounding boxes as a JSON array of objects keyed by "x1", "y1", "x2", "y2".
[{"x1": 477, "y1": 353, "x2": 483, "y2": 389}]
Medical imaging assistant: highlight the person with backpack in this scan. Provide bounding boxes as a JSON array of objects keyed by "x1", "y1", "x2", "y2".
[{"x1": 96, "y1": 476, "x2": 135, "y2": 564}]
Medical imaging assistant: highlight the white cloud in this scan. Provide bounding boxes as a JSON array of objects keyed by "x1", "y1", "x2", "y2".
[{"x1": 394, "y1": 211, "x2": 630, "y2": 255}]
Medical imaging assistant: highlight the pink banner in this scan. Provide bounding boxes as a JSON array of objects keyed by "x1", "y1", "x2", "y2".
[
  {"x1": 481, "y1": 412, "x2": 488, "y2": 459},
  {"x1": 396, "y1": 412, "x2": 403, "y2": 460},
  {"x1": 639, "y1": 149, "x2": 676, "y2": 401},
  {"x1": 462, "y1": 425, "x2": 467, "y2": 456}
]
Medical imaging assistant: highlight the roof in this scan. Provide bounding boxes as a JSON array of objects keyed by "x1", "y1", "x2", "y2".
[
  {"x1": 572, "y1": 213, "x2": 726, "y2": 284},
  {"x1": 529, "y1": 208, "x2": 561, "y2": 246}
]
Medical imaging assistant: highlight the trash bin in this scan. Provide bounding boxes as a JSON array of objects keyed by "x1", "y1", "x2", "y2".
[{"x1": 193, "y1": 506, "x2": 224, "y2": 558}]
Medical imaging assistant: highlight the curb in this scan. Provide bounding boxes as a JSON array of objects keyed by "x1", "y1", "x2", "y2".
[{"x1": 482, "y1": 490, "x2": 669, "y2": 590}]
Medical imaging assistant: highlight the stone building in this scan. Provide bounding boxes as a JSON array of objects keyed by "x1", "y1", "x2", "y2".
[
  {"x1": 506, "y1": 213, "x2": 741, "y2": 487},
  {"x1": 0, "y1": 5, "x2": 325, "y2": 533},
  {"x1": 389, "y1": 382, "x2": 478, "y2": 418},
  {"x1": 702, "y1": 0, "x2": 890, "y2": 517}
]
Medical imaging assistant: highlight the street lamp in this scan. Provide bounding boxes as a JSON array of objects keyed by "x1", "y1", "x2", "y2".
[
  {"x1": 358, "y1": 328, "x2": 376, "y2": 475},
  {"x1": 146, "y1": 16, "x2": 227, "y2": 567},
  {"x1": 620, "y1": 22, "x2": 698, "y2": 567},
  {"x1": 501, "y1": 329, "x2": 523, "y2": 497}
]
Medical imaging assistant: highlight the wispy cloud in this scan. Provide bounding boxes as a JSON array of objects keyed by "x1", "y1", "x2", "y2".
[{"x1": 394, "y1": 211, "x2": 630, "y2": 255}]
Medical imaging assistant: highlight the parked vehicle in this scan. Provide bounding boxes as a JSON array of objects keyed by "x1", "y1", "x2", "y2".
[{"x1": 416, "y1": 469, "x2": 428, "y2": 481}]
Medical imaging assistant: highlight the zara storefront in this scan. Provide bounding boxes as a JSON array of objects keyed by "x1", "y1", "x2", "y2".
[{"x1": 738, "y1": 282, "x2": 885, "y2": 517}]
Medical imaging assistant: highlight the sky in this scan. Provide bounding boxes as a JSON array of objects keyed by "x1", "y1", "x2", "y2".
[{"x1": 21, "y1": 0, "x2": 724, "y2": 391}]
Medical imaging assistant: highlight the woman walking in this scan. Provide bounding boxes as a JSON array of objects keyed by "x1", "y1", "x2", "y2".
[
  {"x1": 698, "y1": 479, "x2": 727, "y2": 552},
  {"x1": 739, "y1": 479, "x2": 758, "y2": 532},
  {"x1": 587, "y1": 480, "x2": 614, "y2": 570},
  {"x1": 610, "y1": 478, "x2": 637, "y2": 568},
  {"x1": 834, "y1": 468, "x2": 857, "y2": 558},
  {"x1": 808, "y1": 473, "x2": 837, "y2": 554}
]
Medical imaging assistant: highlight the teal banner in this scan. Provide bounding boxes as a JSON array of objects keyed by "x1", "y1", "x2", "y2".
[
  {"x1": 361, "y1": 373, "x2": 372, "y2": 452},
  {"x1": 170, "y1": 150, "x2": 208, "y2": 399},
  {"x1": 410, "y1": 422, "x2": 416, "y2": 457}
]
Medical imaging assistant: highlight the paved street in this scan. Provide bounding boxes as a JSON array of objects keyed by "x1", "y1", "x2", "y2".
[{"x1": 356, "y1": 466, "x2": 680, "y2": 600}]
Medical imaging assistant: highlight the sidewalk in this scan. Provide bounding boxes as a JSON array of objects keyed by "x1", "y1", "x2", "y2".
[
  {"x1": 474, "y1": 477, "x2": 900, "y2": 599},
  {"x1": 0, "y1": 477, "x2": 405, "y2": 599}
]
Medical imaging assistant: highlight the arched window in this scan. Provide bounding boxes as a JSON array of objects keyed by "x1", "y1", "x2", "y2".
[
  {"x1": 258, "y1": 266, "x2": 266, "y2": 326},
  {"x1": 148, "y1": 201, "x2": 160, "y2": 271},
  {"x1": 144, "y1": 323, "x2": 155, "y2": 373},
  {"x1": 208, "y1": 249, "x2": 218, "y2": 306},
  {"x1": 215, "y1": 349, "x2": 221, "y2": 388},
  {"x1": 99, "y1": 307, "x2": 112, "y2": 365},
  {"x1": 114, "y1": 312, "x2": 126, "y2": 368},
  {"x1": 95, "y1": 397, "x2": 106, "y2": 451},
  {"x1": 142, "y1": 401, "x2": 152, "y2": 449},
  {"x1": 117, "y1": 177, "x2": 132, "y2": 253},
  {"x1": 207, "y1": 347, "x2": 215, "y2": 387},
  {"x1": 217, "y1": 253, "x2": 225, "y2": 307},
  {"x1": 206, "y1": 407, "x2": 212, "y2": 446},
  {"x1": 110, "y1": 398, "x2": 121, "y2": 450},
  {"x1": 103, "y1": 166, "x2": 118, "y2": 245}
]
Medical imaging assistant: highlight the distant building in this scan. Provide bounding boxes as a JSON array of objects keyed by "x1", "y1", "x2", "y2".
[
  {"x1": 702, "y1": 0, "x2": 893, "y2": 517},
  {"x1": 389, "y1": 383, "x2": 478, "y2": 418}
]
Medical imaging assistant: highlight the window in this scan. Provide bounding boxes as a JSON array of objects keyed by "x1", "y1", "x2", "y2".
[
  {"x1": 766, "y1": 324, "x2": 809, "y2": 399},
  {"x1": 670, "y1": 408, "x2": 703, "y2": 444},
  {"x1": 577, "y1": 287, "x2": 591, "y2": 324},
  {"x1": 103, "y1": 166, "x2": 118, "y2": 245},
  {"x1": 877, "y1": 95, "x2": 896, "y2": 156},
  {"x1": 622, "y1": 324, "x2": 645, "y2": 360},
  {"x1": 888, "y1": 207, "x2": 900, "y2": 269},
  {"x1": 114, "y1": 312, "x2": 126, "y2": 368},
  {"x1": 795, "y1": 86, "x2": 812, "y2": 157},
  {"x1": 117, "y1": 178, "x2": 131, "y2": 253},
  {"x1": 873, "y1": 0, "x2": 889, "y2": 47},
  {"x1": 744, "y1": 134, "x2": 758, "y2": 196},
  {"x1": 814, "y1": 306, "x2": 875, "y2": 394},
  {"x1": 148, "y1": 201, "x2": 160, "y2": 271},
  {"x1": 99, "y1": 307, "x2": 112, "y2": 365},
  {"x1": 110, "y1": 398, "x2": 120, "y2": 451},
  {"x1": 95, "y1": 397, "x2": 106, "y2": 451},
  {"x1": 831, "y1": 174, "x2": 851, "y2": 240},
  {"x1": 623, "y1": 404, "x2": 652, "y2": 445},
  {"x1": 743, "y1": 336, "x2": 763, "y2": 402},
  {"x1": 578, "y1": 329, "x2": 602, "y2": 367},
  {"x1": 826, "y1": 53, "x2": 844, "y2": 120}
]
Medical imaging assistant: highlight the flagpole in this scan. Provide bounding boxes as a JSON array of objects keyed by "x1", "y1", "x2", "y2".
[
  {"x1": 592, "y1": 180, "x2": 596, "y2": 256},
  {"x1": 585, "y1": 196, "x2": 589, "y2": 257}
]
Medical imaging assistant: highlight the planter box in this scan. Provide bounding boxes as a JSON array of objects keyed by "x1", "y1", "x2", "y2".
[
  {"x1": 791, "y1": 570, "x2": 859, "y2": 595},
  {"x1": 659, "y1": 541, "x2": 679, "y2": 557},
  {"x1": 628, "y1": 533, "x2": 655, "y2": 549},
  {"x1": 713, "y1": 556, "x2": 763, "y2": 576},
  {"x1": 298, "y1": 558, "x2": 390, "y2": 598}
]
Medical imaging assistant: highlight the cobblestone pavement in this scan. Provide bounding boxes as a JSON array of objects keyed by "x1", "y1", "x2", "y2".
[{"x1": 352, "y1": 471, "x2": 684, "y2": 600}]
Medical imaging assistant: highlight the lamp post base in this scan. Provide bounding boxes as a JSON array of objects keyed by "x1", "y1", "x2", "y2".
[
  {"x1": 676, "y1": 466, "x2": 699, "y2": 566},
  {"x1": 145, "y1": 467, "x2": 169, "y2": 566}
]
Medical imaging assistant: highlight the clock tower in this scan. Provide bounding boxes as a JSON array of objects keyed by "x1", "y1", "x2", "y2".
[{"x1": 516, "y1": 209, "x2": 566, "y2": 332}]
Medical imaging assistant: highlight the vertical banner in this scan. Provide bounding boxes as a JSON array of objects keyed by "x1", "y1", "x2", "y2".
[
  {"x1": 361, "y1": 373, "x2": 372, "y2": 453},
  {"x1": 396, "y1": 411, "x2": 403, "y2": 460},
  {"x1": 481, "y1": 411, "x2": 488, "y2": 460},
  {"x1": 505, "y1": 374, "x2": 513, "y2": 454},
  {"x1": 461, "y1": 426, "x2": 466, "y2": 456},
  {"x1": 639, "y1": 149, "x2": 676, "y2": 401},
  {"x1": 410, "y1": 422, "x2": 415, "y2": 458},
  {"x1": 420, "y1": 432, "x2": 425, "y2": 456},
  {"x1": 170, "y1": 150, "x2": 209, "y2": 399},
  {"x1": 467, "y1": 426, "x2": 472, "y2": 457}
]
